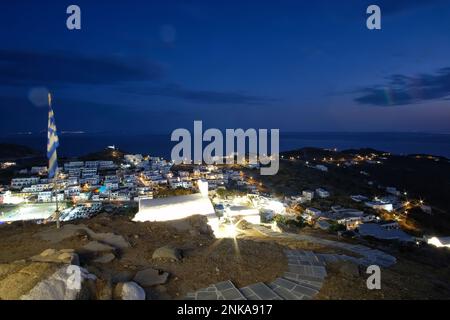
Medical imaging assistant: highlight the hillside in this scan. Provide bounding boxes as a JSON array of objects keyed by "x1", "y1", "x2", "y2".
[
  {"x1": 0, "y1": 213, "x2": 449, "y2": 300},
  {"x1": 0, "y1": 144, "x2": 39, "y2": 159},
  {"x1": 79, "y1": 148, "x2": 126, "y2": 164}
]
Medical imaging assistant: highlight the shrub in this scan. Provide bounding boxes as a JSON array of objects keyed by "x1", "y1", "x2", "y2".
[
  {"x1": 328, "y1": 221, "x2": 346, "y2": 233},
  {"x1": 274, "y1": 215, "x2": 305, "y2": 228}
]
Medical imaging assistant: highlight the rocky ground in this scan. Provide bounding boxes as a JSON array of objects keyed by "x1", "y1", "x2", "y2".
[
  {"x1": 1, "y1": 214, "x2": 449, "y2": 300},
  {"x1": 241, "y1": 226, "x2": 450, "y2": 300},
  {"x1": 0, "y1": 214, "x2": 286, "y2": 300}
]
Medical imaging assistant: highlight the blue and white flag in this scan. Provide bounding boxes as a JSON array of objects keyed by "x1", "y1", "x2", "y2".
[{"x1": 47, "y1": 93, "x2": 59, "y2": 179}]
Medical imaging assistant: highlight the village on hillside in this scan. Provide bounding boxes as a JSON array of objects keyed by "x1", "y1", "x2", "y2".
[{"x1": 1, "y1": 146, "x2": 449, "y2": 300}]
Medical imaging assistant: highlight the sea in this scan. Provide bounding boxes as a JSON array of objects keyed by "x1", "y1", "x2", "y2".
[{"x1": 1, "y1": 132, "x2": 449, "y2": 159}]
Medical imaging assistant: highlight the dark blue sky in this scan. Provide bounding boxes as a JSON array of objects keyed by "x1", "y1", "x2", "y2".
[{"x1": 1, "y1": 0, "x2": 450, "y2": 134}]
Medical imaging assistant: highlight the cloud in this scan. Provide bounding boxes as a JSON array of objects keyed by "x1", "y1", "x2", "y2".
[
  {"x1": 122, "y1": 84, "x2": 278, "y2": 106},
  {"x1": 0, "y1": 50, "x2": 274, "y2": 107},
  {"x1": 0, "y1": 94, "x2": 186, "y2": 134},
  {"x1": 0, "y1": 50, "x2": 164, "y2": 86},
  {"x1": 354, "y1": 68, "x2": 450, "y2": 107}
]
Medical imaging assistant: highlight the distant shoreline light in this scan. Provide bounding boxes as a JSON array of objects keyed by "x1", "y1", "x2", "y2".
[{"x1": 6, "y1": 131, "x2": 86, "y2": 136}]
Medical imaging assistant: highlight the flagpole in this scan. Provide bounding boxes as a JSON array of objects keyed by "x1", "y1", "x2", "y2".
[{"x1": 55, "y1": 175, "x2": 60, "y2": 229}]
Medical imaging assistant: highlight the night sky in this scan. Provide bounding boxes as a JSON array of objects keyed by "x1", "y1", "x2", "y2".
[{"x1": 1, "y1": 0, "x2": 450, "y2": 135}]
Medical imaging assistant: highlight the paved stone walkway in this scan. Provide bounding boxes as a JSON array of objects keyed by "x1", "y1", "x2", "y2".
[
  {"x1": 185, "y1": 280, "x2": 246, "y2": 300},
  {"x1": 252, "y1": 225, "x2": 397, "y2": 267},
  {"x1": 185, "y1": 226, "x2": 397, "y2": 300},
  {"x1": 185, "y1": 249, "x2": 328, "y2": 300}
]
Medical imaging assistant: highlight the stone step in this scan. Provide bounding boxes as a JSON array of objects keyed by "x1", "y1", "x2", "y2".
[
  {"x1": 239, "y1": 282, "x2": 283, "y2": 300},
  {"x1": 284, "y1": 272, "x2": 324, "y2": 289},
  {"x1": 284, "y1": 276, "x2": 323, "y2": 291},
  {"x1": 288, "y1": 263, "x2": 328, "y2": 279},
  {"x1": 274, "y1": 276, "x2": 319, "y2": 298},
  {"x1": 186, "y1": 280, "x2": 247, "y2": 300},
  {"x1": 288, "y1": 256, "x2": 325, "y2": 267},
  {"x1": 294, "y1": 279, "x2": 323, "y2": 291},
  {"x1": 268, "y1": 278, "x2": 310, "y2": 300}
]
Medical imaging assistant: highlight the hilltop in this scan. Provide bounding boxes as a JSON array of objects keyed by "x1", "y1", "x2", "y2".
[
  {"x1": 79, "y1": 148, "x2": 126, "y2": 164},
  {"x1": 0, "y1": 144, "x2": 40, "y2": 160}
]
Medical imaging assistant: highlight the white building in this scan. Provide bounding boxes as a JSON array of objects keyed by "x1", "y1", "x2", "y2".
[
  {"x1": 315, "y1": 188, "x2": 330, "y2": 198},
  {"x1": 85, "y1": 161, "x2": 99, "y2": 168},
  {"x1": 379, "y1": 220, "x2": 400, "y2": 230},
  {"x1": 427, "y1": 236, "x2": 450, "y2": 248},
  {"x1": 30, "y1": 166, "x2": 48, "y2": 175},
  {"x1": 351, "y1": 195, "x2": 368, "y2": 202},
  {"x1": 64, "y1": 161, "x2": 84, "y2": 170},
  {"x1": 98, "y1": 161, "x2": 116, "y2": 169},
  {"x1": 0, "y1": 191, "x2": 24, "y2": 204},
  {"x1": 224, "y1": 205, "x2": 261, "y2": 224},
  {"x1": 80, "y1": 176, "x2": 100, "y2": 185},
  {"x1": 64, "y1": 186, "x2": 81, "y2": 197},
  {"x1": 38, "y1": 191, "x2": 64, "y2": 203},
  {"x1": 104, "y1": 175, "x2": 120, "y2": 183},
  {"x1": 124, "y1": 154, "x2": 143, "y2": 166},
  {"x1": 22, "y1": 183, "x2": 52, "y2": 193},
  {"x1": 315, "y1": 165, "x2": 328, "y2": 172},
  {"x1": 305, "y1": 207, "x2": 322, "y2": 218},
  {"x1": 302, "y1": 190, "x2": 315, "y2": 201},
  {"x1": 105, "y1": 182, "x2": 119, "y2": 190},
  {"x1": 134, "y1": 193, "x2": 217, "y2": 226},
  {"x1": 11, "y1": 177, "x2": 40, "y2": 189},
  {"x1": 365, "y1": 201, "x2": 393, "y2": 212},
  {"x1": 81, "y1": 167, "x2": 97, "y2": 177},
  {"x1": 337, "y1": 216, "x2": 363, "y2": 230}
]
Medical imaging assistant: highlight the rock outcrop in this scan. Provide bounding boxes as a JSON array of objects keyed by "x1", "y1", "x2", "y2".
[
  {"x1": 114, "y1": 282, "x2": 146, "y2": 300},
  {"x1": 152, "y1": 245, "x2": 182, "y2": 261},
  {"x1": 133, "y1": 268, "x2": 169, "y2": 287}
]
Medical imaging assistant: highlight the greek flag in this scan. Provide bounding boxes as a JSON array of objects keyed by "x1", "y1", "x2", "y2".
[{"x1": 47, "y1": 93, "x2": 59, "y2": 179}]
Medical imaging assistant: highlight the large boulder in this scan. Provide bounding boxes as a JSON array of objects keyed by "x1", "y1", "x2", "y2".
[
  {"x1": 133, "y1": 268, "x2": 169, "y2": 287},
  {"x1": 30, "y1": 249, "x2": 79, "y2": 265},
  {"x1": 20, "y1": 265, "x2": 97, "y2": 300},
  {"x1": 93, "y1": 253, "x2": 116, "y2": 264},
  {"x1": 82, "y1": 241, "x2": 115, "y2": 253},
  {"x1": 152, "y1": 245, "x2": 182, "y2": 261},
  {"x1": 35, "y1": 224, "x2": 130, "y2": 249},
  {"x1": 35, "y1": 224, "x2": 90, "y2": 243},
  {"x1": 112, "y1": 271, "x2": 134, "y2": 283},
  {"x1": 92, "y1": 233, "x2": 130, "y2": 250},
  {"x1": 114, "y1": 282, "x2": 146, "y2": 300},
  {"x1": 0, "y1": 262, "x2": 58, "y2": 300}
]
